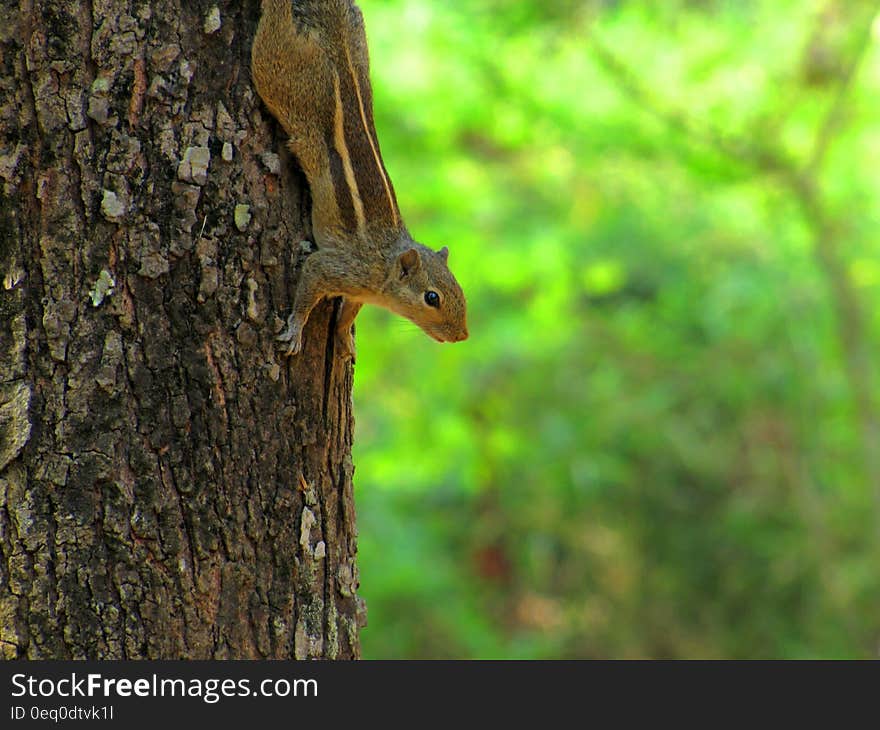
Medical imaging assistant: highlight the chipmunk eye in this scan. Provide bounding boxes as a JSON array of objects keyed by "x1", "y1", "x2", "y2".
[{"x1": 424, "y1": 291, "x2": 440, "y2": 308}]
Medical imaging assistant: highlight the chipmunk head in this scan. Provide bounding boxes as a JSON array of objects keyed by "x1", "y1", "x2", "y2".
[{"x1": 384, "y1": 244, "x2": 468, "y2": 344}]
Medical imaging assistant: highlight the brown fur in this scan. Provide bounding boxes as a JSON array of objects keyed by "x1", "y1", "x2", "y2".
[{"x1": 252, "y1": 0, "x2": 468, "y2": 357}]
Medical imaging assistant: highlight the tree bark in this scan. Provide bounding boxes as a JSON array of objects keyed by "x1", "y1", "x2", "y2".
[{"x1": 0, "y1": 0, "x2": 362, "y2": 659}]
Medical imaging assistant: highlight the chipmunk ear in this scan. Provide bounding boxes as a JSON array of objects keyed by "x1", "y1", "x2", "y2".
[
  {"x1": 397, "y1": 248, "x2": 421, "y2": 278},
  {"x1": 438, "y1": 246, "x2": 449, "y2": 262}
]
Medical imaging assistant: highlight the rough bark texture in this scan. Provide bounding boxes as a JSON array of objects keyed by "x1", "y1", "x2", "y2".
[{"x1": 0, "y1": 0, "x2": 363, "y2": 659}]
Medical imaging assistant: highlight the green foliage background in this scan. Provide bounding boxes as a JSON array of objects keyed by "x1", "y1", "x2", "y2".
[{"x1": 351, "y1": 0, "x2": 880, "y2": 658}]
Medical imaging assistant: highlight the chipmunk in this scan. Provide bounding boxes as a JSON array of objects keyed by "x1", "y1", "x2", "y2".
[{"x1": 251, "y1": 0, "x2": 468, "y2": 358}]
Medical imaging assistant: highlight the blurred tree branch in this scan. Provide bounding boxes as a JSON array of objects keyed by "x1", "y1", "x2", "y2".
[
  {"x1": 589, "y1": 2, "x2": 880, "y2": 520},
  {"x1": 793, "y1": 3, "x2": 880, "y2": 530},
  {"x1": 588, "y1": 36, "x2": 797, "y2": 178}
]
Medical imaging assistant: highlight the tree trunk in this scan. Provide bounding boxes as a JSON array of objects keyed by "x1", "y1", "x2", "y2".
[{"x1": 0, "y1": 0, "x2": 362, "y2": 659}]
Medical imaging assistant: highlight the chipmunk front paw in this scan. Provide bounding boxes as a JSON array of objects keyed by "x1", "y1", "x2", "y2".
[
  {"x1": 276, "y1": 316, "x2": 303, "y2": 356},
  {"x1": 335, "y1": 327, "x2": 356, "y2": 362}
]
